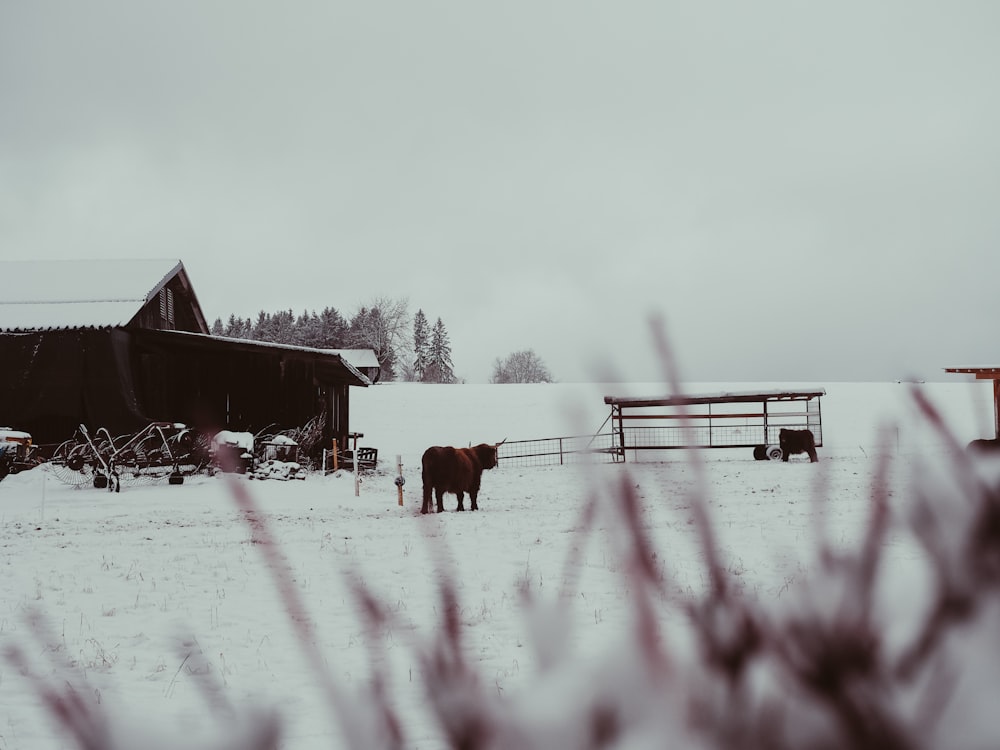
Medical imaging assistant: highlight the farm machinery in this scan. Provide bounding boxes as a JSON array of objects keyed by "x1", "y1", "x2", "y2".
[
  {"x1": 47, "y1": 422, "x2": 211, "y2": 491},
  {"x1": 0, "y1": 427, "x2": 42, "y2": 480},
  {"x1": 44, "y1": 421, "x2": 315, "y2": 490}
]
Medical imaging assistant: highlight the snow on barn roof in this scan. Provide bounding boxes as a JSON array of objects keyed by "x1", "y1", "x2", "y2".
[
  {"x1": 327, "y1": 349, "x2": 380, "y2": 369},
  {"x1": 149, "y1": 329, "x2": 372, "y2": 386},
  {"x1": 0, "y1": 258, "x2": 184, "y2": 331}
]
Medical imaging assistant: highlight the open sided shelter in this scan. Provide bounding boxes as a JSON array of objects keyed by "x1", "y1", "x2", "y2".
[
  {"x1": 604, "y1": 388, "x2": 825, "y2": 461},
  {"x1": 497, "y1": 388, "x2": 826, "y2": 467},
  {"x1": 944, "y1": 366, "x2": 1000, "y2": 439},
  {"x1": 0, "y1": 259, "x2": 370, "y2": 451}
]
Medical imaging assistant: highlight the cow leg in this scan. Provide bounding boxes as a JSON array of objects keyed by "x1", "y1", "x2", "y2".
[
  {"x1": 470, "y1": 490, "x2": 478, "y2": 511},
  {"x1": 422, "y1": 484, "x2": 432, "y2": 514},
  {"x1": 455, "y1": 491, "x2": 465, "y2": 511},
  {"x1": 808, "y1": 447, "x2": 818, "y2": 462},
  {"x1": 435, "y1": 488, "x2": 445, "y2": 513}
]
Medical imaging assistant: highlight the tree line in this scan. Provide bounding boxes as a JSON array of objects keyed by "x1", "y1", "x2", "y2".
[
  {"x1": 211, "y1": 297, "x2": 551, "y2": 384},
  {"x1": 209, "y1": 297, "x2": 456, "y2": 383}
]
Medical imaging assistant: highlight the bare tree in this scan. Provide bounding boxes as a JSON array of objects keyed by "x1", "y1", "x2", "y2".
[
  {"x1": 490, "y1": 349, "x2": 552, "y2": 383},
  {"x1": 348, "y1": 297, "x2": 410, "y2": 381}
]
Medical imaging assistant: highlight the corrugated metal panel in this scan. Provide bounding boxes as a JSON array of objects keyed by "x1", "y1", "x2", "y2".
[
  {"x1": 0, "y1": 259, "x2": 182, "y2": 331},
  {"x1": 0, "y1": 300, "x2": 145, "y2": 331}
]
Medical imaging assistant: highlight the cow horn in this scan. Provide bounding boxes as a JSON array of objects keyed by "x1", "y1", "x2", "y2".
[{"x1": 496, "y1": 438, "x2": 507, "y2": 446}]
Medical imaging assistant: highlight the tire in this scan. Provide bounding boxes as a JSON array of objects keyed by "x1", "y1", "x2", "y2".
[
  {"x1": 766, "y1": 445, "x2": 784, "y2": 461},
  {"x1": 753, "y1": 445, "x2": 768, "y2": 461}
]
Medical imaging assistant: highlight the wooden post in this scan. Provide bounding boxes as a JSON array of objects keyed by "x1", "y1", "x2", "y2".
[
  {"x1": 396, "y1": 455, "x2": 404, "y2": 506},
  {"x1": 352, "y1": 434, "x2": 360, "y2": 496},
  {"x1": 994, "y1": 378, "x2": 1000, "y2": 440},
  {"x1": 332, "y1": 439, "x2": 339, "y2": 471}
]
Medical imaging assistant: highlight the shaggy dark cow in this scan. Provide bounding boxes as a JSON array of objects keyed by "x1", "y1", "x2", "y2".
[
  {"x1": 421, "y1": 442, "x2": 502, "y2": 514},
  {"x1": 779, "y1": 428, "x2": 818, "y2": 462}
]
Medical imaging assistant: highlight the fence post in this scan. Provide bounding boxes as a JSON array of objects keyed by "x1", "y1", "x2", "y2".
[
  {"x1": 396, "y1": 455, "x2": 404, "y2": 506},
  {"x1": 352, "y1": 434, "x2": 360, "y2": 497},
  {"x1": 332, "y1": 439, "x2": 339, "y2": 471}
]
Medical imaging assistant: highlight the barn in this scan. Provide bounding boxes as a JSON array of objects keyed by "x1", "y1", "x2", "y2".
[{"x1": 0, "y1": 259, "x2": 372, "y2": 454}]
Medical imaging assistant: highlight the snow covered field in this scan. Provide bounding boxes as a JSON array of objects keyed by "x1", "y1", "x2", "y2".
[{"x1": 0, "y1": 380, "x2": 997, "y2": 748}]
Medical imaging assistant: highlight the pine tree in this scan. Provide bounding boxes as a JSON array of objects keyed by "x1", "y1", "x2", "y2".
[
  {"x1": 316, "y1": 307, "x2": 348, "y2": 349},
  {"x1": 210, "y1": 318, "x2": 224, "y2": 336},
  {"x1": 294, "y1": 310, "x2": 322, "y2": 348},
  {"x1": 413, "y1": 309, "x2": 431, "y2": 382},
  {"x1": 252, "y1": 310, "x2": 271, "y2": 341},
  {"x1": 426, "y1": 317, "x2": 456, "y2": 383},
  {"x1": 224, "y1": 314, "x2": 242, "y2": 338},
  {"x1": 272, "y1": 309, "x2": 295, "y2": 344}
]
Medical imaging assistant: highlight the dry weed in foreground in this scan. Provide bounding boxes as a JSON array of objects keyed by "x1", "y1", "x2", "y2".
[{"x1": 8, "y1": 388, "x2": 1000, "y2": 749}]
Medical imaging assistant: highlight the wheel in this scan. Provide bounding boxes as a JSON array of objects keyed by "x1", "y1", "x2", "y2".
[
  {"x1": 766, "y1": 445, "x2": 784, "y2": 461},
  {"x1": 753, "y1": 445, "x2": 768, "y2": 461},
  {"x1": 48, "y1": 440, "x2": 96, "y2": 486}
]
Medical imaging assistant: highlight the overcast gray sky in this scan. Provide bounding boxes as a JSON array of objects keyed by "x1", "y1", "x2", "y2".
[{"x1": 2, "y1": 1, "x2": 998, "y2": 383}]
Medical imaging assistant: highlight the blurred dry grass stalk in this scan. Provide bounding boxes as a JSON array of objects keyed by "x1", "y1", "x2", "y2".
[{"x1": 8, "y1": 328, "x2": 1000, "y2": 749}]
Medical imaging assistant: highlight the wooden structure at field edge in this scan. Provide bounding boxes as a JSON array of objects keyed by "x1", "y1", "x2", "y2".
[
  {"x1": 0, "y1": 259, "x2": 372, "y2": 452},
  {"x1": 944, "y1": 367, "x2": 1000, "y2": 439},
  {"x1": 604, "y1": 388, "x2": 825, "y2": 461}
]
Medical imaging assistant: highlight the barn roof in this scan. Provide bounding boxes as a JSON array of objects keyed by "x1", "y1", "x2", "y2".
[
  {"x1": 327, "y1": 349, "x2": 380, "y2": 369},
  {"x1": 0, "y1": 258, "x2": 201, "y2": 331},
  {"x1": 148, "y1": 329, "x2": 371, "y2": 387}
]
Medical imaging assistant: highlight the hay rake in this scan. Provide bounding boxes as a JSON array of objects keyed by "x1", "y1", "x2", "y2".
[{"x1": 48, "y1": 422, "x2": 209, "y2": 491}]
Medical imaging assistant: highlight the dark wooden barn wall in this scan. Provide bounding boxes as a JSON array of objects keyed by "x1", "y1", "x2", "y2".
[
  {"x1": 0, "y1": 329, "x2": 356, "y2": 452},
  {"x1": 129, "y1": 332, "x2": 350, "y2": 449}
]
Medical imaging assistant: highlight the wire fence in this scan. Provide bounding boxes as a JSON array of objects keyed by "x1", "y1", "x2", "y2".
[
  {"x1": 497, "y1": 433, "x2": 620, "y2": 467},
  {"x1": 497, "y1": 423, "x2": 824, "y2": 468},
  {"x1": 620, "y1": 421, "x2": 821, "y2": 450}
]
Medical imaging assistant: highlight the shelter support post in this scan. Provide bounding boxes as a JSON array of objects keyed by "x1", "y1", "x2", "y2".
[
  {"x1": 943, "y1": 368, "x2": 1000, "y2": 441},
  {"x1": 994, "y1": 379, "x2": 1000, "y2": 440}
]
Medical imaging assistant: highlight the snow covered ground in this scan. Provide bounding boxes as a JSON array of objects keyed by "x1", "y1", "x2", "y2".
[{"x1": 0, "y1": 380, "x2": 996, "y2": 748}]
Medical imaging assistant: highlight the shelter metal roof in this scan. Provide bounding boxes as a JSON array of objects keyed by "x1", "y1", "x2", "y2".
[
  {"x1": 0, "y1": 259, "x2": 185, "y2": 331},
  {"x1": 604, "y1": 388, "x2": 826, "y2": 408}
]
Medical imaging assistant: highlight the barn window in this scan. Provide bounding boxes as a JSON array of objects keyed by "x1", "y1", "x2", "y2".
[{"x1": 159, "y1": 288, "x2": 175, "y2": 329}]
